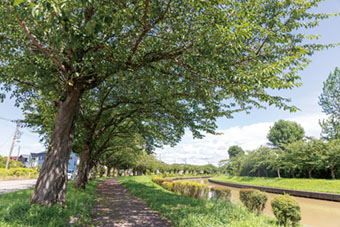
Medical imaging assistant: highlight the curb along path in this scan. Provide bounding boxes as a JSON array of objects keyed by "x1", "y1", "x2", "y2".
[{"x1": 90, "y1": 178, "x2": 171, "y2": 227}]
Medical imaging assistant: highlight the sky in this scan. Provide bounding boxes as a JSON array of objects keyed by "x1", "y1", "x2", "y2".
[{"x1": 0, "y1": 0, "x2": 339, "y2": 166}]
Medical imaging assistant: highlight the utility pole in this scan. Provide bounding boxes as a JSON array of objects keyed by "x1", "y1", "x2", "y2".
[
  {"x1": 16, "y1": 146, "x2": 21, "y2": 161},
  {"x1": 5, "y1": 121, "x2": 20, "y2": 169}
]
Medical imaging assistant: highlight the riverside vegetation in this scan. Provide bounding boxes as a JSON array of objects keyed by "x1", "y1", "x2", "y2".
[
  {"x1": 212, "y1": 175, "x2": 340, "y2": 194},
  {"x1": 121, "y1": 175, "x2": 303, "y2": 227}
]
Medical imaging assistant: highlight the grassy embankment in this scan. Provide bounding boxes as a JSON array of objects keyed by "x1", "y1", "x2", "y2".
[
  {"x1": 0, "y1": 179, "x2": 100, "y2": 227},
  {"x1": 211, "y1": 175, "x2": 340, "y2": 194},
  {"x1": 118, "y1": 175, "x2": 278, "y2": 227}
]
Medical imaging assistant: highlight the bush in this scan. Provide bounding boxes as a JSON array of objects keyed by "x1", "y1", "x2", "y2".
[
  {"x1": 163, "y1": 180, "x2": 209, "y2": 199},
  {"x1": 271, "y1": 194, "x2": 301, "y2": 226},
  {"x1": 0, "y1": 157, "x2": 24, "y2": 168},
  {"x1": 210, "y1": 186, "x2": 231, "y2": 200},
  {"x1": 151, "y1": 176, "x2": 172, "y2": 185},
  {"x1": 0, "y1": 168, "x2": 37, "y2": 177},
  {"x1": 239, "y1": 189, "x2": 267, "y2": 214},
  {"x1": 161, "y1": 182, "x2": 174, "y2": 191}
]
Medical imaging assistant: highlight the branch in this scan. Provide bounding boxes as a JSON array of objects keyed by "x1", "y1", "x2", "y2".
[{"x1": 16, "y1": 17, "x2": 67, "y2": 79}]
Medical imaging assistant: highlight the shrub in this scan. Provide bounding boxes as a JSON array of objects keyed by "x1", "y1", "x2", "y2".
[
  {"x1": 239, "y1": 189, "x2": 267, "y2": 214},
  {"x1": 0, "y1": 157, "x2": 24, "y2": 168},
  {"x1": 0, "y1": 168, "x2": 37, "y2": 177},
  {"x1": 271, "y1": 194, "x2": 301, "y2": 226},
  {"x1": 162, "y1": 182, "x2": 174, "y2": 191},
  {"x1": 152, "y1": 176, "x2": 173, "y2": 186},
  {"x1": 210, "y1": 186, "x2": 231, "y2": 201},
  {"x1": 165, "y1": 180, "x2": 209, "y2": 199}
]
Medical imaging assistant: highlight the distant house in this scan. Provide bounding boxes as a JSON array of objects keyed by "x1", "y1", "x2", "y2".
[
  {"x1": 30, "y1": 152, "x2": 47, "y2": 167},
  {"x1": 18, "y1": 154, "x2": 30, "y2": 167}
]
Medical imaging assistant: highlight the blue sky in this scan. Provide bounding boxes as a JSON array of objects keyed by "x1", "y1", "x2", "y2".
[{"x1": 0, "y1": 0, "x2": 339, "y2": 165}]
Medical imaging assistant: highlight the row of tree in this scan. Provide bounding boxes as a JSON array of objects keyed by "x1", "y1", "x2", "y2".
[
  {"x1": 0, "y1": 1, "x2": 331, "y2": 205},
  {"x1": 221, "y1": 120, "x2": 340, "y2": 179}
]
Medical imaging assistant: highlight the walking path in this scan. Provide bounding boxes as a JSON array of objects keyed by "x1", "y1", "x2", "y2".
[
  {"x1": 90, "y1": 178, "x2": 171, "y2": 227},
  {"x1": 0, "y1": 179, "x2": 36, "y2": 194}
]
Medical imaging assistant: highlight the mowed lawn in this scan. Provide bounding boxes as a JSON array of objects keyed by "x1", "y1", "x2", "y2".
[
  {"x1": 118, "y1": 175, "x2": 278, "y2": 227},
  {"x1": 212, "y1": 175, "x2": 340, "y2": 194}
]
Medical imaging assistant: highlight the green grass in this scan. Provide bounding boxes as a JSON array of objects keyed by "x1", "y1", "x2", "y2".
[
  {"x1": 118, "y1": 175, "x2": 278, "y2": 227},
  {"x1": 0, "y1": 179, "x2": 100, "y2": 227},
  {"x1": 211, "y1": 175, "x2": 340, "y2": 194}
]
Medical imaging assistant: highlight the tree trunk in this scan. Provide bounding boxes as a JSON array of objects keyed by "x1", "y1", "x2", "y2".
[
  {"x1": 264, "y1": 169, "x2": 268, "y2": 178},
  {"x1": 291, "y1": 169, "x2": 295, "y2": 178},
  {"x1": 257, "y1": 169, "x2": 261, "y2": 177},
  {"x1": 74, "y1": 150, "x2": 91, "y2": 189},
  {"x1": 330, "y1": 166, "x2": 335, "y2": 179},
  {"x1": 99, "y1": 165, "x2": 105, "y2": 177},
  {"x1": 277, "y1": 169, "x2": 281, "y2": 178},
  {"x1": 106, "y1": 166, "x2": 112, "y2": 177},
  {"x1": 91, "y1": 165, "x2": 98, "y2": 179},
  {"x1": 30, "y1": 87, "x2": 82, "y2": 206},
  {"x1": 308, "y1": 169, "x2": 312, "y2": 179}
]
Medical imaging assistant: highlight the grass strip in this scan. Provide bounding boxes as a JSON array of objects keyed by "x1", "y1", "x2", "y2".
[
  {"x1": 211, "y1": 175, "x2": 340, "y2": 194},
  {"x1": 118, "y1": 175, "x2": 278, "y2": 227},
  {"x1": 0, "y1": 179, "x2": 100, "y2": 227}
]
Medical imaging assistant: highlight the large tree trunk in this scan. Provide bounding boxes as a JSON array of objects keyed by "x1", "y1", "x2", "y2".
[
  {"x1": 30, "y1": 87, "x2": 82, "y2": 206},
  {"x1": 74, "y1": 150, "x2": 91, "y2": 189},
  {"x1": 277, "y1": 169, "x2": 281, "y2": 178},
  {"x1": 330, "y1": 166, "x2": 336, "y2": 179}
]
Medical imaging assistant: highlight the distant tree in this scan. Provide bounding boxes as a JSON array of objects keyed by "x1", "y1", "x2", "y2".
[
  {"x1": 267, "y1": 120, "x2": 305, "y2": 149},
  {"x1": 228, "y1": 145, "x2": 245, "y2": 158},
  {"x1": 323, "y1": 139, "x2": 340, "y2": 179},
  {"x1": 319, "y1": 67, "x2": 340, "y2": 140}
]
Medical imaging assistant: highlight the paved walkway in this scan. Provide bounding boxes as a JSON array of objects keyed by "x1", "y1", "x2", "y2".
[
  {"x1": 0, "y1": 179, "x2": 36, "y2": 194},
  {"x1": 90, "y1": 178, "x2": 171, "y2": 227}
]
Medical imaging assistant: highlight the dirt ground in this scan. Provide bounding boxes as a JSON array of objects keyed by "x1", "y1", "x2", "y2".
[{"x1": 90, "y1": 178, "x2": 172, "y2": 227}]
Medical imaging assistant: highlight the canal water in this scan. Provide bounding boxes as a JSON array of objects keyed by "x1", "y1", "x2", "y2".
[{"x1": 182, "y1": 178, "x2": 340, "y2": 227}]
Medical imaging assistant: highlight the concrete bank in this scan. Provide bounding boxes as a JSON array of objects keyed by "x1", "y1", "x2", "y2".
[{"x1": 208, "y1": 179, "x2": 340, "y2": 202}]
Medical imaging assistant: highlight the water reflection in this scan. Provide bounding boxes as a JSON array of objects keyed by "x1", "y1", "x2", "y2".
[{"x1": 182, "y1": 178, "x2": 340, "y2": 227}]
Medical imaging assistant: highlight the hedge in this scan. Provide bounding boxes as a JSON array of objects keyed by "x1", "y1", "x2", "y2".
[
  {"x1": 271, "y1": 194, "x2": 301, "y2": 226},
  {"x1": 239, "y1": 189, "x2": 267, "y2": 214},
  {"x1": 210, "y1": 186, "x2": 231, "y2": 201}
]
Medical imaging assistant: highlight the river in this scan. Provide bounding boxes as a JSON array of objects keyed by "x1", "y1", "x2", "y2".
[{"x1": 182, "y1": 178, "x2": 340, "y2": 227}]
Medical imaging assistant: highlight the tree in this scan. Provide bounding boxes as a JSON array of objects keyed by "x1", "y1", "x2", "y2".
[
  {"x1": 285, "y1": 138, "x2": 325, "y2": 179},
  {"x1": 267, "y1": 120, "x2": 305, "y2": 149},
  {"x1": 0, "y1": 1, "x2": 329, "y2": 205},
  {"x1": 319, "y1": 67, "x2": 340, "y2": 140},
  {"x1": 228, "y1": 145, "x2": 245, "y2": 158},
  {"x1": 323, "y1": 139, "x2": 340, "y2": 179}
]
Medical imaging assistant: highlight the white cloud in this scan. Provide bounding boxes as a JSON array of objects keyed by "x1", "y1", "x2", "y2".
[{"x1": 155, "y1": 113, "x2": 327, "y2": 166}]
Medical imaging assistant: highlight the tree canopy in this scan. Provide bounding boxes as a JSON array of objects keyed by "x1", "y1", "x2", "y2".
[
  {"x1": 319, "y1": 67, "x2": 340, "y2": 140},
  {"x1": 228, "y1": 145, "x2": 245, "y2": 158},
  {"x1": 267, "y1": 120, "x2": 305, "y2": 149},
  {"x1": 0, "y1": 0, "x2": 331, "y2": 205}
]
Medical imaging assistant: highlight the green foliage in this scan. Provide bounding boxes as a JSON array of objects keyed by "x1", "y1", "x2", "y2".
[
  {"x1": 160, "y1": 179, "x2": 209, "y2": 199},
  {"x1": 239, "y1": 189, "x2": 268, "y2": 214},
  {"x1": 161, "y1": 182, "x2": 174, "y2": 191},
  {"x1": 267, "y1": 120, "x2": 305, "y2": 149},
  {"x1": 0, "y1": 168, "x2": 37, "y2": 177},
  {"x1": 210, "y1": 186, "x2": 231, "y2": 201},
  {"x1": 0, "y1": 156, "x2": 24, "y2": 168},
  {"x1": 151, "y1": 176, "x2": 173, "y2": 186},
  {"x1": 228, "y1": 145, "x2": 245, "y2": 159},
  {"x1": 319, "y1": 67, "x2": 340, "y2": 140},
  {"x1": 119, "y1": 176, "x2": 277, "y2": 227},
  {"x1": 271, "y1": 194, "x2": 301, "y2": 227},
  {"x1": 0, "y1": 179, "x2": 100, "y2": 226}
]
